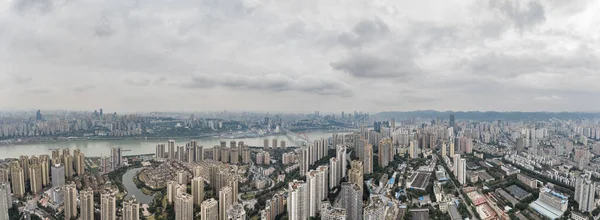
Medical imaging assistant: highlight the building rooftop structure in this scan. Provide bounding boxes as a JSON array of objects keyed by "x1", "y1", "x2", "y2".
[{"x1": 506, "y1": 185, "x2": 531, "y2": 201}]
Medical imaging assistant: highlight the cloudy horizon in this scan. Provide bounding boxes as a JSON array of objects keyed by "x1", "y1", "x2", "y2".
[{"x1": 2, "y1": 0, "x2": 600, "y2": 113}]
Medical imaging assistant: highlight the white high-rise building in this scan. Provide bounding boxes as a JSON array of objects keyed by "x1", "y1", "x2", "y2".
[
  {"x1": 575, "y1": 174, "x2": 596, "y2": 212},
  {"x1": 191, "y1": 177, "x2": 204, "y2": 206},
  {"x1": 51, "y1": 164, "x2": 65, "y2": 187},
  {"x1": 288, "y1": 180, "x2": 308, "y2": 220},
  {"x1": 329, "y1": 158, "x2": 339, "y2": 189},
  {"x1": 201, "y1": 198, "x2": 218, "y2": 220},
  {"x1": 64, "y1": 183, "x2": 78, "y2": 220},
  {"x1": 339, "y1": 182, "x2": 363, "y2": 220},
  {"x1": 101, "y1": 192, "x2": 116, "y2": 220},
  {"x1": 458, "y1": 159, "x2": 466, "y2": 186},
  {"x1": 0, "y1": 183, "x2": 10, "y2": 220},
  {"x1": 123, "y1": 196, "x2": 140, "y2": 220},
  {"x1": 219, "y1": 186, "x2": 233, "y2": 220},
  {"x1": 80, "y1": 188, "x2": 95, "y2": 220},
  {"x1": 175, "y1": 193, "x2": 193, "y2": 220},
  {"x1": 306, "y1": 166, "x2": 328, "y2": 217},
  {"x1": 453, "y1": 154, "x2": 460, "y2": 176}
]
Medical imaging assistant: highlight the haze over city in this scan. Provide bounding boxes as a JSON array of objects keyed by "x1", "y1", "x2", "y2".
[{"x1": 3, "y1": 0, "x2": 600, "y2": 112}]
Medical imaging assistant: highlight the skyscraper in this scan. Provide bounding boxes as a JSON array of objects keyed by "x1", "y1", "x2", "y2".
[
  {"x1": 306, "y1": 166, "x2": 328, "y2": 217},
  {"x1": 458, "y1": 159, "x2": 466, "y2": 186},
  {"x1": 64, "y1": 154, "x2": 73, "y2": 179},
  {"x1": 40, "y1": 155, "x2": 50, "y2": 187},
  {"x1": 191, "y1": 177, "x2": 204, "y2": 206},
  {"x1": 364, "y1": 144, "x2": 373, "y2": 175},
  {"x1": 230, "y1": 148, "x2": 239, "y2": 164},
  {"x1": 241, "y1": 145, "x2": 250, "y2": 164},
  {"x1": 575, "y1": 174, "x2": 596, "y2": 212},
  {"x1": 169, "y1": 140, "x2": 176, "y2": 159},
  {"x1": 195, "y1": 145, "x2": 204, "y2": 162},
  {"x1": 101, "y1": 192, "x2": 117, "y2": 220},
  {"x1": 349, "y1": 160, "x2": 364, "y2": 191},
  {"x1": 226, "y1": 203, "x2": 246, "y2": 220},
  {"x1": 74, "y1": 151, "x2": 85, "y2": 176},
  {"x1": 299, "y1": 147, "x2": 309, "y2": 177},
  {"x1": 175, "y1": 193, "x2": 193, "y2": 220},
  {"x1": 219, "y1": 186, "x2": 233, "y2": 220},
  {"x1": 339, "y1": 182, "x2": 363, "y2": 220},
  {"x1": 80, "y1": 188, "x2": 95, "y2": 220},
  {"x1": 178, "y1": 146, "x2": 186, "y2": 162},
  {"x1": 29, "y1": 164, "x2": 43, "y2": 194},
  {"x1": 263, "y1": 139, "x2": 269, "y2": 149},
  {"x1": 51, "y1": 164, "x2": 65, "y2": 187},
  {"x1": 449, "y1": 140, "x2": 455, "y2": 156},
  {"x1": 177, "y1": 170, "x2": 188, "y2": 185},
  {"x1": 10, "y1": 163, "x2": 24, "y2": 198},
  {"x1": 449, "y1": 114, "x2": 455, "y2": 128},
  {"x1": 378, "y1": 139, "x2": 391, "y2": 167},
  {"x1": 288, "y1": 180, "x2": 308, "y2": 220},
  {"x1": 123, "y1": 196, "x2": 140, "y2": 220},
  {"x1": 200, "y1": 198, "x2": 218, "y2": 220},
  {"x1": 156, "y1": 143, "x2": 166, "y2": 159},
  {"x1": 220, "y1": 146, "x2": 229, "y2": 163},
  {"x1": 329, "y1": 158, "x2": 339, "y2": 189},
  {"x1": 272, "y1": 138, "x2": 278, "y2": 149},
  {"x1": 64, "y1": 183, "x2": 78, "y2": 220},
  {"x1": 409, "y1": 140, "x2": 417, "y2": 159},
  {"x1": 0, "y1": 183, "x2": 9, "y2": 220},
  {"x1": 19, "y1": 155, "x2": 29, "y2": 181},
  {"x1": 453, "y1": 154, "x2": 460, "y2": 176},
  {"x1": 441, "y1": 143, "x2": 447, "y2": 157}
]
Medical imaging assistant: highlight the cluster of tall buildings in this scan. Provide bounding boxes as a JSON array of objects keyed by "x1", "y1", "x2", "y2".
[
  {"x1": 63, "y1": 183, "x2": 139, "y2": 220},
  {"x1": 212, "y1": 141, "x2": 251, "y2": 164},
  {"x1": 298, "y1": 138, "x2": 328, "y2": 176},
  {"x1": 263, "y1": 138, "x2": 286, "y2": 149},
  {"x1": 156, "y1": 140, "x2": 206, "y2": 163}
]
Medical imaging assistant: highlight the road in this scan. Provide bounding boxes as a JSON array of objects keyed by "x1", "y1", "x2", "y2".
[{"x1": 437, "y1": 154, "x2": 477, "y2": 219}]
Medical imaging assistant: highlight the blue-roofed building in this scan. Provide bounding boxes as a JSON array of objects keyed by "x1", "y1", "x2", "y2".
[{"x1": 529, "y1": 187, "x2": 568, "y2": 219}]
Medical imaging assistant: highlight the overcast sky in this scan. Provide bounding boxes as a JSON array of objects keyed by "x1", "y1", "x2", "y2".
[{"x1": 2, "y1": 0, "x2": 600, "y2": 113}]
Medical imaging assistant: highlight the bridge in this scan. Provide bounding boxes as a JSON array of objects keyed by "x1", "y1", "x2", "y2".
[{"x1": 281, "y1": 128, "x2": 311, "y2": 146}]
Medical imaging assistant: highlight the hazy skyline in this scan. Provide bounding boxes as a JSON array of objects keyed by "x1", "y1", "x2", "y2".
[{"x1": 2, "y1": 0, "x2": 600, "y2": 112}]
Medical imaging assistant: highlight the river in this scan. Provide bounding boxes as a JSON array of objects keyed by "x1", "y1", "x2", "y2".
[
  {"x1": 122, "y1": 167, "x2": 154, "y2": 204},
  {"x1": 0, "y1": 130, "x2": 348, "y2": 159}
]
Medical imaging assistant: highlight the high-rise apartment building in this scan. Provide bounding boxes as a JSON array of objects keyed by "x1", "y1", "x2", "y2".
[
  {"x1": 169, "y1": 140, "x2": 176, "y2": 159},
  {"x1": 364, "y1": 144, "x2": 373, "y2": 175},
  {"x1": 74, "y1": 151, "x2": 85, "y2": 176},
  {"x1": 178, "y1": 146, "x2": 186, "y2": 162},
  {"x1": 288, "y1": 180, "x2": 308, "y2": 220},
  {"x1": 230, "y1": 148, "x2": 239, "y2": 164},
  {"x1": 363, "y1": 196, "x2": 386, "y2": 220},
  {"x1": 101, "y1": 192, "x2": 117, "y2": 220},
  {"x1": 19, "y1": 155, "x2": 29, "y2": 181},
  {"x1": 0, "y1": 183, "x2": 9, "y2": 220},
  {"x1": 320, "y1": 201, "x2": 346, "y2": 220},
  {"x1": 409, "y1": 140, "x2": 417, "y2": 159},
  {"x1": 458, "y1": 159, "x2": 466, "y2": 185},
  {"x1": 177, "y1": 170, "x2": 188, "y2": 185},
  {"x1": 10, "y1": 163, "x2": 24, "y2": 198},
  {"x1": 272, "y1": 139, "x2": 278, "y2": 149},
  {"x1": 378, "y1": 139, "x2": 391, "y2": 167},
  {"x1": 64, "y1": 183, "x2": 78, "y2": 220},
  {"x1": 80, "y1": 188, "x2": 95, "y2": 220},
  {"x1": 51, "y1": 164, "x2": 65, "y2": 188},
  {"x1": 263, "y1": 139, "x2": 269, "y2": 149},
  {"x1": 200, "y1": 198, "x2": 218, "y2": 220},
  {"x1": 226, "y1": 203, "x2": 246, "y2": 220},
  {"x1": 219, "y1": 186, "x2": 233, "y2": 220},
  {"x1": 155, "y1": 143, "x2": 166, "y2": 159},
  {"x1": 221, "y1": 147, "x2": 229, "y2": 163},
  {"x1": 349, "y1": 160, "x2": 364, "y2": 191},
  {"x1": 175, "y1": 193, "x2": 193, "y2": 220},
  {"x1": 306, "y1": 166, "x2": 328, "y2": 217},
  {"x1": 195, "y1": 145, "x2": 204, "y2": 162},
  {"x1": 64, "y1": 154, "x2": 73, "y2": 179},
  {"x1": 575, "y1": 174, "x2": 596, "y2": 212},
  {"x1": 329, "y1": 158, "x2": 339, "y2": 189},
  {"x1": 191, "y1": 177, "x2": 204, "y2": 206},
  {"x1": 241, "y1": 146, "x2": 250, "y2": 164},
  {"x1": 339, "y1": 182, "x2": 363, "y2": 220},
  {"x1": 123, "y1": 196, "x2": 140, "y2": 220},
  {"x1": 29, "y1": 164, "x2": 43, "y2": 194},
  {"x1": 40, "y1": 155, "x2": 50, "y2": 187},
  {"x1": 441, "y1": 143, "x2": 447, "y2": 157}
]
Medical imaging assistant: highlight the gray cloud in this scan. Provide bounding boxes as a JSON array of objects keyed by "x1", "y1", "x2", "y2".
[
  {"x1": 2, "y1": 0, "x2": 600, "y2": 112},
  {"x1": 338, "y1": 18, "x2": 389, "y2": 48},
  {"x1": 13, "y1": 75, "x2": 32, "y2": 84},
  {"x1": 187, "y1": 73, "x2": 352, "y2": 97},
  {"x1": 331, "y1": 52, "x2": 422, "y2": 79},
  {"x1": 488, "y1": 0, "x2": 546, "y2": 33},
  {"x1": 73, "y1": 85, "x2": 96, "y2": 92}
]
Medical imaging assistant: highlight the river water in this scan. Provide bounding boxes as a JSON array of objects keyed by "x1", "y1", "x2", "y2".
[
  {"x1": 122, "y1": 167, "x2": 154, "y2": 204},
  {"x1": 0, "y1": 130, "x2": 345, "y2": 159}
]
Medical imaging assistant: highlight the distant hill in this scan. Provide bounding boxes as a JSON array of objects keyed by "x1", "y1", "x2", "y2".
[{"x1": 375, "y1": 110, "x2": 600, "y2": 121}]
